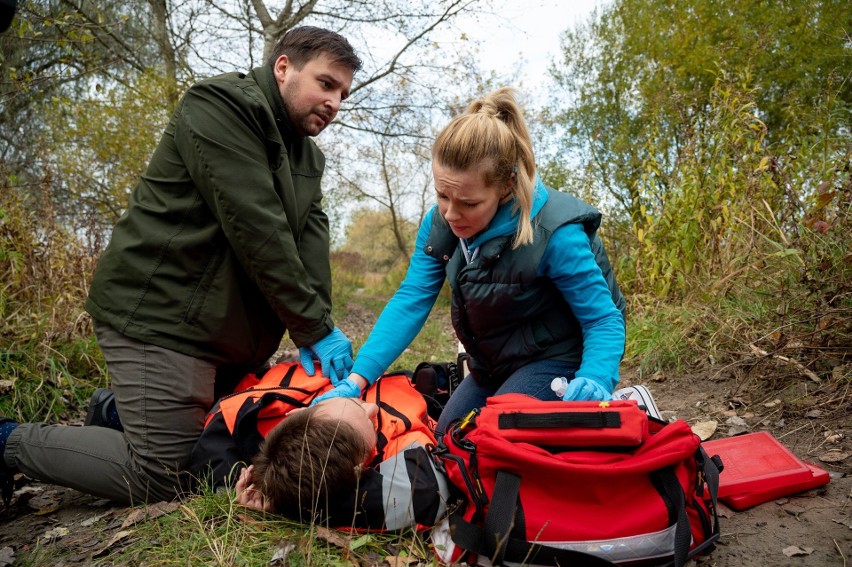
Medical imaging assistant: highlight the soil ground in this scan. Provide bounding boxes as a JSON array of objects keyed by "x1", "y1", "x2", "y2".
[{"x1": 1, "y1": 330, "x2": 850, "y2": 566}]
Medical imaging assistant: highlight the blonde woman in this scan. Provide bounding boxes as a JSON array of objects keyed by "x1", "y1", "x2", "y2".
[{"x1": 317, "y1": 88, "x2": 626, "y2": 435}]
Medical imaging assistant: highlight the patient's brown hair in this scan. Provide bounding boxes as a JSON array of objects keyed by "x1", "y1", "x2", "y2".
[{"x1": 252, "y1": 405, "x2": 373, "y2": 519}]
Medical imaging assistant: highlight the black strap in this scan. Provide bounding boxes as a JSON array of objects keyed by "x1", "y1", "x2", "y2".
[
  {"x1": 498, "y1": 411, "x2": 622, "y2": 430},
  {"x1": 705, "y1": 451, "x2": 722, "y2": 536},
  {"x1": 658, "y1": 467, "x2": 691, "y2": 567},
  {"x1": 276, "y1": 364, "x2": 298, "y2": 387},
  {"x1": 657, "y1": 451, "x2": 724, "y2": 567},
  {"x1": 483, "y1": 471, "x2": 522, "y2": 564},
  {"x1": 694, "y1": 449, "x2": 723, "y2": 556}
]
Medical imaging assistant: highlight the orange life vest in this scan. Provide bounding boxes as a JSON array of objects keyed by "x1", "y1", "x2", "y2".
[{"x1": 191, "y1": 361, "x2": 447, "y2": 530}]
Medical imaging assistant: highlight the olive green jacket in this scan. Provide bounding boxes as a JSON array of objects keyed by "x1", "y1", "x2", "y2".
[{"x1": 86, "y1": 65, "x2": 334, "y2": 365}]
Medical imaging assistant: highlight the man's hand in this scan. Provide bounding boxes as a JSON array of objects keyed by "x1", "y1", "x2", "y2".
[
  {"x1": 562, "y1": 377, "x2": 612, "y2": 401},
  {"x1": 298, "y1": 327, "x2": 353, "y2": 384},
  {"x1": 235, "y1": 465, "x2": 270, "y2": 511}
]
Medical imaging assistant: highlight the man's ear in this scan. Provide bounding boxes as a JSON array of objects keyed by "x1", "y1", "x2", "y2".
[{"x1": 273, "y1": 54, "x2": 291, "y2": 83}]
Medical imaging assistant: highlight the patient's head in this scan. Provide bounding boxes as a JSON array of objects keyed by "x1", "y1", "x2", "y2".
[{"x1": 252, "y1": 397, "x2": 379, "y2": 517}]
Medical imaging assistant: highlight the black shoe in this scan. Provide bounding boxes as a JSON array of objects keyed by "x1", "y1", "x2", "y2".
[
  {"x1": 84, "y1": 388, "x2": 123, "y2": 431},
  {"x1": 1, "y1": 418, "x2": 16, "y2": 506}
]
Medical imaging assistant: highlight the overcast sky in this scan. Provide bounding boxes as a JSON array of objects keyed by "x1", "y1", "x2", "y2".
[{"x1": 455, "y1": 0, "x2": 603, "y2": 97}]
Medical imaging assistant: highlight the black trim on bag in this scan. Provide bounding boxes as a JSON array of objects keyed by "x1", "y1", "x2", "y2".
[
  {"x1": 433, "y1": 423, "x2": 489, "y2": 517},
  {"x1": 649, "y1": 469, "x2": 678, "y2": 527},
  {"x1": 498, "y1": 411, "x2": 622, "y2": 429}
]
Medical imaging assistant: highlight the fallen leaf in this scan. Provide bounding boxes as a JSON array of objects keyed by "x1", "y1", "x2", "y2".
[
  {"x1": 385, "y1": 555, "x2": 417, "y2": 567},
  {"x1": 80, "y1": 511, "x2": 111, "y2": 527},
  {"x1": 27, "y1": 491, "x2": 61, "y2": 512},
  {"x1": 805, "y1": 409, "x2": 822, "y2": 418},
  {"x1": 782, "y1": 546, "x2": 813, "y2": 557},
  {"x1": 314, "y1": 526, "x2": 350, "y2": 548},
  {"x1": 763, "y1": 399, "x2": 782, "y2": 408},
  {"x1": 120, "y1": 501, "x2": 180, "y2": 529},
  {"x1": 818, "y1": 451, "x2": 850, "y2": 463},
  {"x1": 269, "y1": 542, "x2": 296, "y2": 565},
  {"x1": 105, "y1": 529, "x2": 135, "y2": 548},
  {"x1": 832, "y1": 518, "x2": 852, "y2": 530},
  {"x1": 0, "y1": 379, "x2": 14, "y2": 394},
  {"x1": 40, "y1": 526, "x2": 70, "y2": 541},
  {"x1": 691, "y1": 420, "x2": 718, "y2": 441},
  {"x1": 92, "y1": 530, "x2": 138, "y2": 557},
  {"x1": 725, "y1": 416, "x2": 749, "y2": 436},
  {"x1": 825, "y1": 434, "x2": 843, "y2": 444},
  {"x1": 0, "y1": 546, "x2": 15, "y2": 567}
]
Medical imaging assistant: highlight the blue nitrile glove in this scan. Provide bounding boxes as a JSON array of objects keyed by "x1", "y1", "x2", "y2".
[
  {"x1": 298, "y1": 327, "x2": 354, "y2": 385},
  {"x1": 562, "y1": 377, "x2": 613, "y2": 401},
  {"x1": 310, "y1": 377, "x2": 362, "y2": 406}
]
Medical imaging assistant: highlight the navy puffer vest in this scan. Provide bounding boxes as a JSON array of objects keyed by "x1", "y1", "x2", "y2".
[{"x1": 424, "y1": 188, "x2": 625, "y2": 386}]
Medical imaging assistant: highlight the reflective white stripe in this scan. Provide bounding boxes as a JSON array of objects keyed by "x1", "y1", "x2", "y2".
[
  {"x1": 379, "y1": 448, "x2": 415, "y2": 530},
  {"x1": 532, "y1": 523, "x2": 681, "y2": 564},
  {"x1": 379, "y1": 442, "x2": 449, "y2": 530},
  {"x1": 431, "y1": 521, "x2": 683, "y2": 566}
]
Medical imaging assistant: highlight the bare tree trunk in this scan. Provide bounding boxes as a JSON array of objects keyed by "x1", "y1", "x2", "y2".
[
  {"x1": 251, "y1": 0, "x2": 320, "y2": 62},
  {"x1": 380, "y1": 139, "x2": 412, "y2": 262},
  {"x1": 148, "y1": 0, "x2": 179, "y2": 107}
]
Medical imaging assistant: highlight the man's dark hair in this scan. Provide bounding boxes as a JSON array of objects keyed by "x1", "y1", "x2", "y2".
[
  {"x1": 252, "y1": 405, "x2": 372, "y2": 520},
  {"x1": 266, "y1": 26, "x2": 362, "y2": 73}
]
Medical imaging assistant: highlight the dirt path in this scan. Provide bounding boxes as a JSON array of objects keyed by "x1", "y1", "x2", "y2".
[
  {"x1": 623, "y1": 367, "x2": 852, "y2": 567},
  {"x1": 1, "y1": 365, "x2": 850, "y2": 566}
]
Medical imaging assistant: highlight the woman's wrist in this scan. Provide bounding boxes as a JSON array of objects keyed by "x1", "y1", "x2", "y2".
[{"x1": 349, "y1": 373, "x2": 369, "y2": 391}]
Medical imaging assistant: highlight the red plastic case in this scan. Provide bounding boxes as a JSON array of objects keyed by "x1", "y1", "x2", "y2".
[
  {"x1": 702, "y1": 431, "x2": 830, "y2": 510},
  {"x1": 721, "y1": 462, "x2": 830, "y2": 510}
]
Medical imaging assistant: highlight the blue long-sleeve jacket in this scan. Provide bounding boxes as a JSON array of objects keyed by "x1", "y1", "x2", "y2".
[{"x1": 352, "y1": 181, "x2": 625, "y2": 389}]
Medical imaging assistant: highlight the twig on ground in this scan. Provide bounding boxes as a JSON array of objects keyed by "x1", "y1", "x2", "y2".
[
  {"x1": 834, "y1": 538, "x2": 847, "y2": 567},
  {"x1": 749, "y1": 344, "x2": 821, "y2": 383},
  {"x1": 776, "y1": 423, "x2": 811, "y2": 441}
]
